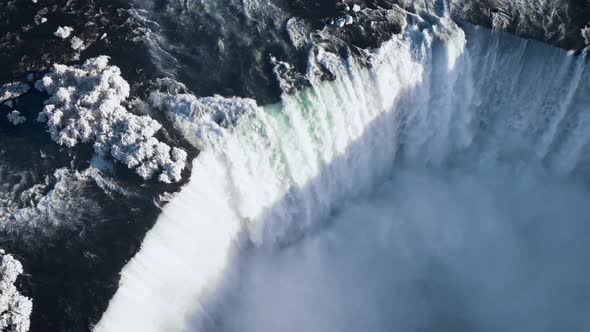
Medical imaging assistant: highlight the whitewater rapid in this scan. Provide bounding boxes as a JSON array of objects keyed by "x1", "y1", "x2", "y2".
[{"x1": 96, "y1": 12, "x2": 590, "y2": 332}]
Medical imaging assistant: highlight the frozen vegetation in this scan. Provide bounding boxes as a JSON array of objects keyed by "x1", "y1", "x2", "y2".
[
  {"x1": 6, "y1": 111, "x2": 26, "y2": 125},
  {"x1": 35, "y1": 56, "x2": 187, "y2": 183},
  {"x1": 70, "y1": 36, "x2": 85, "y2": 50},
  {"x1": 53, "y1": 26, "x2": 73, "y2": 39},
  {"x1": 0, "y1": 82, "x2": 30, "y2": 104},
  {"x1": 0, "y1": 250, "x2": 32, "y2": 332}
]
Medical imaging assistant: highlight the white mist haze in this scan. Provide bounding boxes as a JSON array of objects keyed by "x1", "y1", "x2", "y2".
[
  {"x1": 210, "y1": 165, "x2": 590, "y2": 332},
  {"x1": 96, "y1": 10, "x2": 590, "y2": 332}
]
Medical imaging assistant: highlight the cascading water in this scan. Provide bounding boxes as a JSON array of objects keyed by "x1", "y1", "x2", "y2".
[{"x1": 96, "y1": 10, "x2": 590, "y2": 332}]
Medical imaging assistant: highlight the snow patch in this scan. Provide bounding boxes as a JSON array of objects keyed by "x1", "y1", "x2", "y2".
[
  {"x1": 35, "y1": 56, "x2": 187, "y2": 183},
  {"x1": 0, "y1": 250, "x2": 32, "y2": 332}
]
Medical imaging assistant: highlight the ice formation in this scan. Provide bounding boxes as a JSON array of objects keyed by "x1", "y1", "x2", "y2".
[
  {"x1": 6, "y1": 111, "x2": 26, "y2": 125},
  {"x1": 53, "y1": 26, "x2": 73, "y2": 39},
  {"x1": 0, "y1": 82, "x2": 30, "y2": 104},
  {"x1": 70, "y1": 36, "x2": 85, "y2": 51},
  {"x1": 149, "y1": 90, "x2": 259, "y2": 149},
  {"x1": 491, "y1": 11, "x2": 511, "y2": 31},
  {"x1": 582, "y1": 25, "x2": 590, "y2": 46},
  {"x1": 0, "y1": 250, "x2": 32, "y2": 332},
  {"x1": 344, "y1": 15, "x2": 353, "y2": 25},
  {"x1": 35, "y1": 56, "x2": 187, "y2": 183}
]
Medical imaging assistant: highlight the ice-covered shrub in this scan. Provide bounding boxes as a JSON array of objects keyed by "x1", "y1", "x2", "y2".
[{"x1": 35, "y1": 56, "x2": 187, "y2": 183}]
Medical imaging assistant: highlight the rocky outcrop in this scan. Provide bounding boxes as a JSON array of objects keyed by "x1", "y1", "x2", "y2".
[{"x1": 286, "y1": 0, "x2": 590, "y2": 50}]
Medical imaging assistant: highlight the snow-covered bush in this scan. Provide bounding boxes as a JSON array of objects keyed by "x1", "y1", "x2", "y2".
[
  {"x1": 70, "y1": 36, "x2": 85, "y2": 50},
  {"x1": 6, "y1": 111, "x2": 26, "y2": 125},
  {"x1": 53, "y1": 26, "x2": 73, "y2": 39},
  {"x1": 0, "y1": 82, "x2": 30, "y2": 104},
  {"x1": 0, "y1": 250, "x2": 32, "y2": 332},
  {"x1": 35, "y1": 56, "x2": 187, "y2": 183}
]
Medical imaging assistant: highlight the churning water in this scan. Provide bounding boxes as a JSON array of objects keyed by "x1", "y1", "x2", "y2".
[{"x1": 96, "y1": 15, "x2": 590, "y2": 332}]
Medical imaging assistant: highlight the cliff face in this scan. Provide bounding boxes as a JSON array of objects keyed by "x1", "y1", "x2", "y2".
[
  {"x1": 286, "y1": 0, "x2": 590, "y2": 50},
  {"x1": 444, "y1": 0, "x2": 590, "y2": 50}
]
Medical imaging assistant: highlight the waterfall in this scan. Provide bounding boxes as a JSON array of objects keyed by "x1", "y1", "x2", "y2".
[{"x1": 95, "y1": 13, "x2": 590, "y2": 332}]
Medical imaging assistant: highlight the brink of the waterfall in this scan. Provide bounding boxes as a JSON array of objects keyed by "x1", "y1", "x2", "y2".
[{"x1": 1, "y1": 0, "x2": 590, "y2": 331}]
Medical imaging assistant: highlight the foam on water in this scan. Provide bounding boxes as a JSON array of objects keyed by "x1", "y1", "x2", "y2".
[{"x1": 96, "y1": 14, "x2": 590, "y2": 332}]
